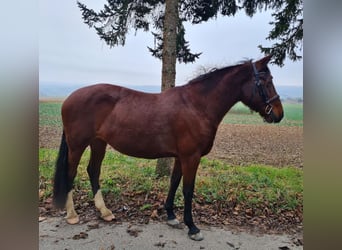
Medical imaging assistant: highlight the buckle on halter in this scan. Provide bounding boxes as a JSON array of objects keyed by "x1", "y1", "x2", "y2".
[{"x1": 265, "y1": 104, "x2": 273, "y2": 115}]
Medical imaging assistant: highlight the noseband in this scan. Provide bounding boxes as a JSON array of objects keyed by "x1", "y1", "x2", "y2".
[{"x1": 251, "y1": 62, "x2": 279, "y2": 115}]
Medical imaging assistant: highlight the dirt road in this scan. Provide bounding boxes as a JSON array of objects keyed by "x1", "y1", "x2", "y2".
[{"x1": 39, "y1": 217, "x2": 303, "y2": 250}]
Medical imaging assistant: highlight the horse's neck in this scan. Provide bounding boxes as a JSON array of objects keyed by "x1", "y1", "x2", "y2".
[
  {"x1": 187, "y1": 69, "x2": 248, "y2": 126},
  {"x1": 207, "y1": 80, "x2": 240, "y2": 124}
]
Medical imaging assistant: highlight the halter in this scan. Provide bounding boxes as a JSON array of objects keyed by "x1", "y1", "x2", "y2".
[{"x1": 251, "y1": 62, "x2": 279, "y2": 115}]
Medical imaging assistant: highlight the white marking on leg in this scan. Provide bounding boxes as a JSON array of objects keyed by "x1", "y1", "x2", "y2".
[
  {"x1": 65, "y1": 190, "x2": 79, "y2": 224},
  {"x1": 94, "y1": 189, "x2": 114, "y2": 221}
]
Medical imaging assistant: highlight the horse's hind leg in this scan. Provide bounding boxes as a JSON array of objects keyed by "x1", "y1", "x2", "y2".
[
  {"x1": 65, "y1": 146, "x2": 87, "y2": 224},
  {"x1": 87, "y1": 139, "x2": 114, "y2": 222}
]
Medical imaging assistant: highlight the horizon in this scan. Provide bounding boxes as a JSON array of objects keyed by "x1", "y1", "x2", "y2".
[{"x1": 39, "y1": 81, "x2": 303, "y2": 100}]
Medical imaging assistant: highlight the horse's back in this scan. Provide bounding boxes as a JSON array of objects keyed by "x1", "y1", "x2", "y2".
[
  {"x1": 62, "y1": 84, "x2": 118, "y2": 119},
  {"x1": 61, "y1": 84, "x2": 165, "y2": 143},
  {"x1": 63, "y1": 83, "x2": 122, "y2": 105}
]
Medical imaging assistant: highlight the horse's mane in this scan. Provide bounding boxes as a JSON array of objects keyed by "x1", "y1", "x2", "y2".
[{"x1": 188, "y1": 59, "x2": 252, "y2": 84}]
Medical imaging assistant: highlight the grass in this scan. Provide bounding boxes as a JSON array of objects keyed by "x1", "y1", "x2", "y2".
[
  {"x1": 197, "y1": 158, "x2": 302, "y2": 210},
  {"x1": 39, "y1": 102, "x2": 62, "y2": 126},
  {"x1": 39, "y1": 149, "x2": 303, "y2": 212}
]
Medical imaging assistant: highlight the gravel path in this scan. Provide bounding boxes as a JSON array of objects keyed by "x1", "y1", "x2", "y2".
[{"x1": 39, "y1": 217, "x2": 303, "y2": 250}]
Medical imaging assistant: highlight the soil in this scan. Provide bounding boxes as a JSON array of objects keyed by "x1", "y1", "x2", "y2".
[{"x1": 209, "y1": 124, "x2": 303, "y2": 168}]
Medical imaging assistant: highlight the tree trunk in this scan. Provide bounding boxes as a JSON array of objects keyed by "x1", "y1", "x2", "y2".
[{"x1": 155, "y1": 0, "x2": 178, "y2": 177}]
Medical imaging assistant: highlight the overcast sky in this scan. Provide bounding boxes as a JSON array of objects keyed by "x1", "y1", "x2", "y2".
[{"x1": 39, "y1": 0, "x2": 303, "y2": 88}]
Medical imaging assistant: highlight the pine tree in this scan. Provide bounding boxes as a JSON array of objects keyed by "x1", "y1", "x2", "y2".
[
  {"x1": 77, "y1": 0, "x2": 303, "y2": 176},
  {"x1": 258, "y1": 0, "x2": 303, "y2": 66}
]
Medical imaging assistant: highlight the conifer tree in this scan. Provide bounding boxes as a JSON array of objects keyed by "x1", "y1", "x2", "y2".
[{"x1": 77, "y1": 0, "x2": 303, "y2": 175}]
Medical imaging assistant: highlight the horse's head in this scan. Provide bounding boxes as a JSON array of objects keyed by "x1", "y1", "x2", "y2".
[{"x1": 241, "y1": 55, "x2": 284, "y2": 123}]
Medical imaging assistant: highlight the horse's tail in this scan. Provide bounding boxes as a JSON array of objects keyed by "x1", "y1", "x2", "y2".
[{"x1": 53, "y1": 131, "x2": 69, "y2": 209}]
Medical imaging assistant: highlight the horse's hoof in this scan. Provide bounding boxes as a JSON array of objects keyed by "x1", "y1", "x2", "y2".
[
  {"x1": 189, "y1": 232, "x2": 204, "y2": 241},
  {"x1": 167, "y1": 219, "x2": 183, "y2": 229},
  {"x1": 102, "y1": 214, "x2": 115, "y2": 222},
  {"x1": 167, "y1": 218, "x2": 180, "y2": 226},
  {"x1": 66, "y1": 216, "x2": 79, "y2": 225}
]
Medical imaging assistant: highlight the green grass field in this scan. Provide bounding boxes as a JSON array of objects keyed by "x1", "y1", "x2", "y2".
[{"x1": 39, "y1": 102, "x2": 63, "y2": 126}]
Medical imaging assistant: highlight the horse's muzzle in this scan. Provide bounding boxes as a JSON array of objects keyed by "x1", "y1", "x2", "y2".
[{"x1": 264, "y1": 110, "x2": 283, "y2": 123}]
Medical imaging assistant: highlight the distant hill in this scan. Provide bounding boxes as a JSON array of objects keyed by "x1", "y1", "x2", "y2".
[
  {"x1": 39, "y1": 82, "x2": 303, "y2": 100},
  {"x1": 39, "y1": 82, "x2": 160, "y2": 98},
  {"x1": 276, "y1": 85, "x2": 303, "y2": 100}
]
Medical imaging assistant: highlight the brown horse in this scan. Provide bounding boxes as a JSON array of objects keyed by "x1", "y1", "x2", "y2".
[{"x1": 53, "y1": 55, "x2": 283, "y2": 241}]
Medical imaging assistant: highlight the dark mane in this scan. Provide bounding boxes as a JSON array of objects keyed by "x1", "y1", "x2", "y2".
[{"x1": 188, "y1": 59, "x2": 252, "y2": 84}]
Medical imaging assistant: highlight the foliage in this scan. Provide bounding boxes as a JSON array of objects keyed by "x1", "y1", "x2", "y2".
[
  {"x1": 148, "y1": 18, "x2": 202, "y2": 63},
  {"x1": 77, "y1": 0, "x2": 303, "y2": 65},
  {"x1": 77, "y1": 0, "x2": 202, "y2": 63},
  {"x1": 258, "y1": 0, "x2": 303, "y2": 66}
]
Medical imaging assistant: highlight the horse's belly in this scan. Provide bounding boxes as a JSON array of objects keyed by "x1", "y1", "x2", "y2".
[{"x1": 106, "y1": 130, "x2": 176, "y2": 159}]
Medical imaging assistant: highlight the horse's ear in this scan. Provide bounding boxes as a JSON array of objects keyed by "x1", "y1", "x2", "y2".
[{"x1": 256, "y1": 55, "x2": 272, "y2": 68}]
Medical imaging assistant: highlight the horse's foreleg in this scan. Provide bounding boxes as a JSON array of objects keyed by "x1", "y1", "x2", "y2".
[
  {"x1": 165, "y1": 158, "x2": 182, "y2": 227},
  {"x1": 88, "y1": 139, "x2": 114, "y2": 221},
  {"x1": 181, "y1": 155, "x2": 204, "y2": 241}
]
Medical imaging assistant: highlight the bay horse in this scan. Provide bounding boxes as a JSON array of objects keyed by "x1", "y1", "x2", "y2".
[{"x1": 53, "y1": 55, "x2": 283, "y2": 241}]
